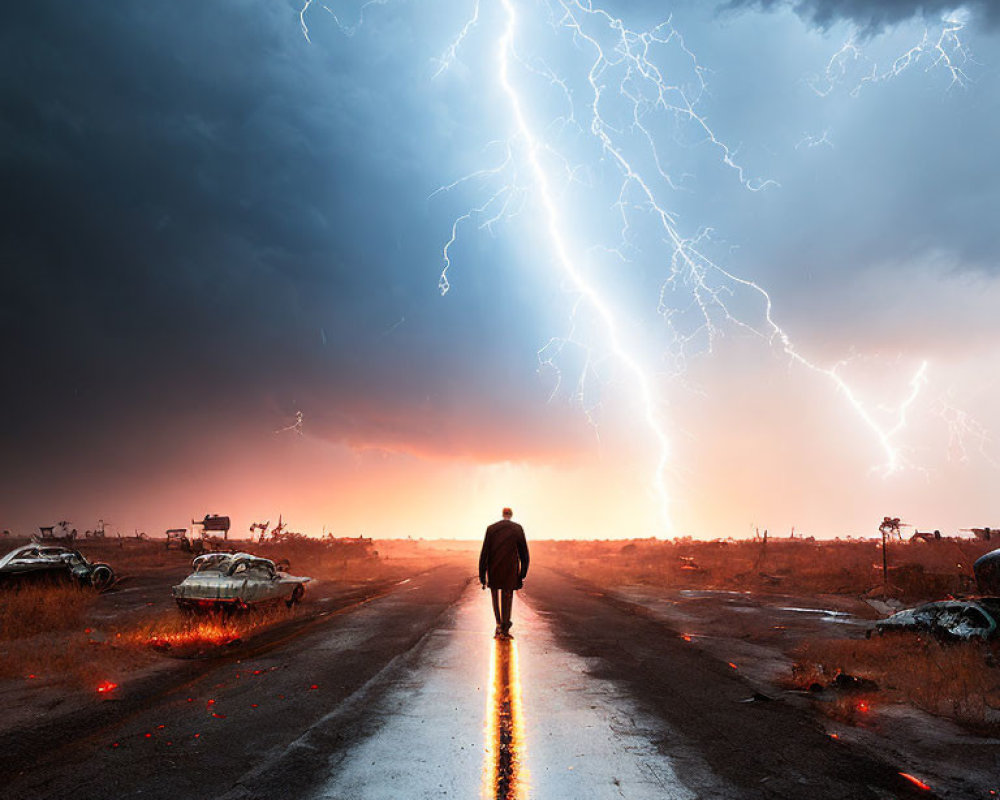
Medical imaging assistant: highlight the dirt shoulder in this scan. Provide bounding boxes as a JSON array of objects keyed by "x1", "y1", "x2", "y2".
[{"x1": 523, "y1": 566, "x2": 953, "y2": 800}]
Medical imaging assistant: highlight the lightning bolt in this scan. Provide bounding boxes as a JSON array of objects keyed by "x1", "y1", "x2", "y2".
[
  {"x1": 301, "y1": 1, "x2": 936, "y2": 532},
  {"x1": 808, "y1": 11, "x2": 971, "y2": 97},
  {"x1": 495, "y1": 0, "x2": 671, "y2": 524},
  {"x1": 275, "y1": 410, "x2": 305, "y2": 436},
  {"x1": 933, "y1": 392, "x2": 996, "y2": 466}
]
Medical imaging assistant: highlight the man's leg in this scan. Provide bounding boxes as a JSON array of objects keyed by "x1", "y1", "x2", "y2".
[
  {"x1": 500, "y1": 589, "x2": 514, "y2": 634},
  {"x1": 490, "y1": 588, "x2": 502, "y2": 626}
]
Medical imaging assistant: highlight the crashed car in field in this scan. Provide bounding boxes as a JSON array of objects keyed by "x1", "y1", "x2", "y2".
[
  {"x1": 0, "y1": 544, "x2": 115, "y2": 590},
  {"x1": 873, "y1": 598, "x2": 1000, "y2": 641},
  {"x1": 974, "y1": 548, "x2": 1000, "y2": 595},
  {"x1": 172, "y1": 552, "x2": 310, "y2": 612}
]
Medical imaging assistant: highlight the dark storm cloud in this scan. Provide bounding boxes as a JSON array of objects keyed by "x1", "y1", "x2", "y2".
[
  {"x1": 722, "y1": 0, "x2": 1000, "y2": 32},
  {"x1": 0, "y1": 0, "x2": 574, "y2": 489}
]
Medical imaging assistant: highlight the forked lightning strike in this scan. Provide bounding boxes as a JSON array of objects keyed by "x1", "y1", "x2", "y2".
[
  {"x1": 496, "y1": 0, "x2": 671, "y2": 524},
  {"x1": 299, "y1": 0, "x2": 937, "y2": 530},
  {"x1": 809, "y1": 11, "x2": 971, "y2": 97}
]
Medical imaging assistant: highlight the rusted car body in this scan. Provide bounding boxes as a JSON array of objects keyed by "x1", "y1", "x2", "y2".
[
  {"x1": 0, "y1": 544, "x2": 115, "y2": 590},
  {"x1": 172, "y1": 552, "x2": 310, "y2": 612},
  {"x1": 974, "y1": 549, "x2": 1000, "y2": 595},
  {"x1": 874, "y1": 598, "x2": 1000, "y2": 641}
]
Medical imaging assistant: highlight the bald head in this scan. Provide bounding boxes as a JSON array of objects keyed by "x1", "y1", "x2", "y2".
[{"x1": 502, "y1": 507, "x2": 513, "y2": 519}]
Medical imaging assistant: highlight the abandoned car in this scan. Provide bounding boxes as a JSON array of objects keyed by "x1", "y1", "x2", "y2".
[
  {"x1": 974, "y1": 548, "x2": 1000, "y2": 595},
  {"x1": 873, "y1": 598, "x2": 1000, "y2": 641},
  {"x1": 0, "y1": 544, "x2": 115, "y2": 590},
  {"x1": 172, "y1": 552, "x2": 310, "y2": 612}
]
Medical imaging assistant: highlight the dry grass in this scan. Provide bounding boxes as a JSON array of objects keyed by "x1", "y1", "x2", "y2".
[
  {"x1": 787, "y1": 634, "x2": 1000, "y2": 733},
  {"x1": 538, "y1": 537, "x2": 994, "y2": 600},
  {"x1": 58, "y1": 537, "x2": 409, "y2": 583},
  {"x1": 0, "y1": 598, "x2": 297, "y2": 684},
  {"x1": 0, "y1": 584, "x2": 98, "y2": 640}
]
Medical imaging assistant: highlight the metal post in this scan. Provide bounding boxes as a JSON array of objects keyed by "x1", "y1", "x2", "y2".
[{"x1": 882, "y1": 526, "x2": 888, "y2": 598}]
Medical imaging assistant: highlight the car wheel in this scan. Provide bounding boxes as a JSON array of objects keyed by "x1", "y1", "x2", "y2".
[
  {"x1": 90, "y1": 565, "x2": 114, "y2": 591},
  {"x1": 286, "y1": 584, "x2": 305, "y2": 608}
]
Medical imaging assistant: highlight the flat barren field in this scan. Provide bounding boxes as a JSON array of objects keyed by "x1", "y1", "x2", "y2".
[{"x1": 1, "y1": 537, "x2": 998, "y2": 799}]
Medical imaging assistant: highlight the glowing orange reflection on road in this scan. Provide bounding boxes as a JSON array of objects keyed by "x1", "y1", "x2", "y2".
[{"x1": 483, "y1": 637, "x2": 526, "y2": 799}]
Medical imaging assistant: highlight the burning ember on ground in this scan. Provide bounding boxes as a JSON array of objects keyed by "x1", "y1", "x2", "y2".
[
  {"x1": 144, "y1": 620, "x2": 242, "y2": 650},
  {"x1": 899, "y1": 772, "x2": 931, "y2": 791},
  {"x1": 119, "y1": 617, "x2": 266, "y2": 654},
  {"x1": 97, "y1": 681, "x2": 119, "y2": 694}
]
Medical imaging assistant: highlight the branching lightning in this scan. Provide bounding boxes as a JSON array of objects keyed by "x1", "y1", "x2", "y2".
[
  {"x1": 496, "y1": 0, "x2": 672, "y2": 522},
  {"x1": 933, "y1": 393, "x2": 996, "y2": 466},
  {"x1": 275, "y1": 410, "x2": 305, "y2": 436},
  {"x1": 300, "y1": 0, "x2": 942, "y2": 531},
  {"x1": 808, "y1": 11, "x2": 972, "y2": 97}
]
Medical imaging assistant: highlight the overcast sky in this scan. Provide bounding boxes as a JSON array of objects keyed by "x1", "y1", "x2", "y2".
[{"x1": 2, "y1": 0, "x2": 998, "y2": 539}]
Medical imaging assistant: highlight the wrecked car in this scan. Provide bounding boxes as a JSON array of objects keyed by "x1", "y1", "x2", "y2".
[
  {"x1": 873, "y1": 599, "x2": 1000, "y2": 641},
  {"x1": 974, "y1": 548, "x2": 1000, "y2": 595},
  {"x1": 0, "y1": 544, "x2": 115, "y2": 590},
  {"x1": 172, "y1": 552, "x2": 310, "y2": 612}
]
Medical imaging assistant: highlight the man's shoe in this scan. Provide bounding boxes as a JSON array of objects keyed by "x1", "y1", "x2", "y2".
[{"x1": 494, "y1": 625, "x2": 503, "y2": 638}]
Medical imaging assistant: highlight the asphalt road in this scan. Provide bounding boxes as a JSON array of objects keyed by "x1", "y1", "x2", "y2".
[{"x1": 2, "y1": 563, "x2": 942, "y2": 800}]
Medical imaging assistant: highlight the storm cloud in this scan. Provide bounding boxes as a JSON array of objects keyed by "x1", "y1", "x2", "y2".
[
  {"x1": 722, "y1": 0, "x2": 1000, "y2": 32},
  {"x1": 2, "y1": 0, "x2": 998, "y2": 537}
]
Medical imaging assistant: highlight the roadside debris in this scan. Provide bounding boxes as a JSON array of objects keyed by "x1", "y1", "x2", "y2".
[
  {"x1": 872, "y1": 599, "x2": 1000, "y2": 641},
  {"x1": 0, "y1": 544, "x2": 116, "y2": 590},
  {"x1": 739, "y1": 692, "x2": 774, "y2": 703}
]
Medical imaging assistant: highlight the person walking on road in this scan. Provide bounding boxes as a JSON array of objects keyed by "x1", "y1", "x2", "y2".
[{"x1": 479, "y1": 507, "x2": 530, "y2": 639}]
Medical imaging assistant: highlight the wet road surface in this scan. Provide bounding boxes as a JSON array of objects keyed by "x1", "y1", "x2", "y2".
[{"x1": 3, "y1": 563, "x2": 941, "y2": 799}]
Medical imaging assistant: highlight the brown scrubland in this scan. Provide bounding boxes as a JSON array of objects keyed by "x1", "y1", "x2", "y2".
[
  {"x1": 539, "y1": 536, "x2": 1000, "y2": 734},
  {"x1": 0, "y1": 536, "x2": 416, "y2": 689},
  {"x1": 3, "y1": 534, "x2": 999, "y2": 733}
]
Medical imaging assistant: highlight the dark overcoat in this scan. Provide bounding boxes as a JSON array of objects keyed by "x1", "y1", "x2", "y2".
[{"x1": 479, "y1": 519, "x2": 529, "y2": 591}]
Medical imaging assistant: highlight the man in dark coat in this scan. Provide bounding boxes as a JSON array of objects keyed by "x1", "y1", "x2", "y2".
[{"x1": 479, "y1": 507, "x2": 529, "y2": 638}]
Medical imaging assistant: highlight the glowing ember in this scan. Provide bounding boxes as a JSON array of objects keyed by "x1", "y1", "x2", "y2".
[
  {"x1": 899, "y1": 773, "x2": 931, "y2": 791},
  {"x1": 828, "y1": 733, "x2": 839, "y2": 740},
  {"x1": 212, "y1": 712, "x2": 226, "y2": 719},
  {"x1": 681, "y1": 634, "x2": 692, "y2": 642},
  {"x1": 856, "y1": 700, "x2": 871, "y2": 713},
  {"x1": 309, "y1": 684, "x2": 318, "y2": 690},
  {"x1": 140, "y1": 620, "x2": 242, "y2": 650},
  {"x1": 728, "y1": 662, "x2": 738, "y2": 670},
  {"x1": 96, "y1": 681, "x2": 119, "y2": 694},
  {"x1": 26, "y1": 674, "x2": 36, "y2": 680}
]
